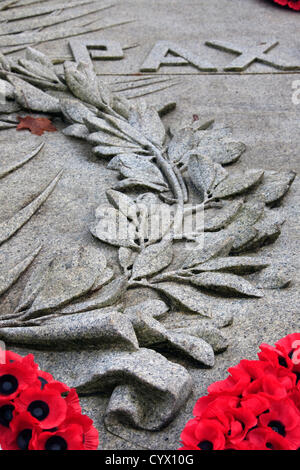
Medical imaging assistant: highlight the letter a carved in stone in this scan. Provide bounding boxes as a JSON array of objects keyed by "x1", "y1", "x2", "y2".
[{"x1": 140, "y1": 41, "x2": 217, "y2": 72}]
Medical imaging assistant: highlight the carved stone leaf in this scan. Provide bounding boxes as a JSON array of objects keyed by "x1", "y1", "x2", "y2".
[
  {"x1": 25, "y1": 47, "x2": 54, "y2": 69},
  {"x1": 136, "y1": 194, "x2": 173, "y2": 244},
  {"x1": 164, "y1": 332, "x2": 215, "y2": 366},
  {"x1": 8, "y1": 75, "x2": 60, "y2": 113},
  {"x1": 0, "y1": 247, "x2": 41, "y2": 297},
  {"x1": 57, "y1": 277, "x2": 128, "y2": 316},
  {"x1": 0, "y1": 171, "x2": 62, "y2": 246},
  {"x1": 90, "y1": 205, "x2": 138, "y2": 249},
  {"x1": 112, "y1": 95, "x2": 131, "y2": 119},
  {"x1": 21, "y1": 245, "x2": 107, "y2": 318},
  {"x1": 168, "y1": 126, "x2": 195, "y2": 163},
  {"x1": 63, "y1": 124, "x2": 89, "y2": 139},
  {"x1": 118, "y1": 247, "x2": 136, "y2": 273},
  {"x1": 106, "y1": 189, "x2": 138, "y2": 225},
  {"x1": 250, "y1": 265, "x2": 291, "y2": 289},
  {"x1": 229, "y1": 226, "x2": 258, "y2": 254},
  {"x1": 193, "y1": 256, "x2": 269, "y2": 274},
  {"x1": 108, "y1": 154, "x2": 168, "y2": 188},
  {"x1": 101, "y1": 113, "x2": 150, "y2": 148},
  {"x1": 188, "y1": 153, "x2": 216, "y2": 196},
  {"x1": 64, "y1": 61, "x2": 112, "y2": 110},
  {"x1": 26, "y1": 266, "x2": 95, "y2": 317},
  {"x1": 84, "y1": 115, "x2": 134, "y2": 144},
  {"x1": 129, "y1": 100, "x2": 166, "y2": 147},
  {"x1": 131, "y1": 240, "x2": 173, "y2": 280},
  {"x1": 0, "y1": 121, "x2": 16, "y2": 130},
  {"x1": 60, "y1": 98, "x2": 95, "y2": 125},
  {"x1": 0, "y1": 142, "x2": 44, "y2": 180},
  {"x1": 125, "y1": 306, "x2": 216, "y2": 366},
  {"x1": 19, "y1": 58, "x2": 59, "y2": 83},
  {"x1": 0, "y1": 78, "x2": 14, "y2": 100},
  {"x1": 171, "y1": 325, "x2": 228, "y2": 353},
  {"x1": 225, "y1": 200, "x2": 265, "y2": 252},
  {"x1": 113, "y1": 178, "x2": 167, "y2": 193},
  {"x1": 191, "y1": 272, "x2": 263, "y2": 297},
  {"x1": 181, "y1": 233, "x2": 235, "y2": 269},
  {"x1": 0, "y1": 52, "x2": 11, "y2": 72},
  {"x1": 88, "y1": 131, "x2": 139, "y2": 150},
  {"x1": 124, "y1": 310, "x2": 168, "y2": 347},
  {"x1": 243, "y1": 211, "x2": 285, "y2": 251},
  {"x1": 0, "y1": 311, "x2": 139, "y2": 352},
  {"x1": 204, "y1": 199, "x2": 243, "y2": 231},
  {"x1": 16, "y1": 260, "x2": 49, "y2": 313},
  {"x1": 153, "y1": 282, "x2": 212, "y2": 317},
  {"x1": 213, "y1": 170, "x2": 264, "y2": 199},
  {"x1": 196, "y1": 134, "x2": 246, "y2": 165},
  {"x1": 213, "y1": 163, "x2": 229, "y2": 187},
  {"x1": 91, "y1": 268, "x2": 114, "y2": 292},
  {"x1": 124, "y1": 299, "x2": 169, "y2": 320},
  {"x1": 93, "y1": 145, "x2": 146, "y2": 158},
  {"x1": 249, "y1": 170, "x2": 296, "y2": 206}
]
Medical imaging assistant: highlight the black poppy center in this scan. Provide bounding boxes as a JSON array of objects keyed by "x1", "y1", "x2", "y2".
[
  {"x1": 278, "y1": 356, "x2": 288, "y2": 368},
  {"x1": 0, "y1": 374, "x2": 18, "y2": 396},
  {"x1": 268, "y1": 420, "x2": 286, "y2": 437},
  {"x1": 45, "y1": 436, "x2": 68, "y2": 451},
  {"x1": 17, "y1": 429, "x2": 32, "y2": 450},
  {"x1": 266, "y1": 442, "x2": 273, "y2": 449},
  {"x1": 28, "y1": 400, "x2": 50, "y2": 421},
  {"x1": 0, "y1": 404, "x2": 14, "y2": 428},
  {"x1": 198, "y1": 440, "x2": 213, "y2": 451}
]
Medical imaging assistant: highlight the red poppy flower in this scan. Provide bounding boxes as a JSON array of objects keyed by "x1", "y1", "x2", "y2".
[
  {"x1": 62, "y1": 413, "x2": 99, "y2": 450},
  {"x1": 225, "y1": 408, "x2": 258, "y2": 445},
  {"x1": 259, "y1": 343, "x2": 293, "y2": 371},
  {"x1": 276, "y1": 333, "x2": 300, "y2": 372},
  {"x1": 62, "y1": 389, "x2": 99, "y2": 448},
  {"x1": 208, "y1": 360, "x2": 266, "y2": 397},
  {"x1": 272, "y1": 0, "x2": 300, "y2": 10},
  {"x1": 0, "y1": 356, "x2": 39, "y2": 399},
  {"x1": 32, "y1": 424, "x2": 84, "y2": 450},
  {"x1": 32, "y1": 414, "x2": 99, "y2": 451},
  {"x1": 180, "y1": 334, "x2": 300, "y2": 451},
  {"x1": 240, "y1": 394, "x2": 270, "y2": 416},
  {"x1": 36, "y1": 370, "x2": 55, "y2": 390},
  {"x1": 0, "y1": 398, "x2": 17, "y2": 443},
  {"x1": 180, "y1": 418, "x2": 225, "y2": 450},
  {"x1": 258, "y1": 398, "x2": 300, "y2": 449},
  {"x1": 3, "y1": 351, "x2": 24, "y2": 364},
  {"x1": 193, "y1": 395, "x2": 239, "y2": 419},
  {"x1": 65, "y1": 388, "x2": 82, "y2": 416},
  {"x1": 244, "y1": 373, "x2": 295, "y2": 401},
  {"x1": 0, "y1": 351, "x2": 99, "y2": 451},
  {"x1": 15, "y1": 383, "x2": 68, "y2": 429},
  {"x1": 1, "y1": 412, "x2": 41, "y2": 450},
  {"x1": 245, "y1": 427, "x2": 292, "y2": 450}
]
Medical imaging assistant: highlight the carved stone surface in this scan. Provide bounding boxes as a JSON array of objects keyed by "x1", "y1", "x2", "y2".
[{"x1": 0, "y1": 0, "x2": 299, "y2": 451}]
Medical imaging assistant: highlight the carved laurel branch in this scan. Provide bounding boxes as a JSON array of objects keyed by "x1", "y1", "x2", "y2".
[{"x1": 0, "y1": 49, "x2": 296, "y2": 431}]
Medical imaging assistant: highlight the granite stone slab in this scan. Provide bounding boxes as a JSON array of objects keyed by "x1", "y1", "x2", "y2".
[{"x1": 0, "y1": 0, "x2": 299, "y2": 451}]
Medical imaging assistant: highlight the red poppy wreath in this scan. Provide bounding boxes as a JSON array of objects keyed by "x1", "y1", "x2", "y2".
[
  {"x1": 272, "y1": 0, "x2": 300, "y2": 10},
  {"x1": 179, "y1": 333, "x2": 300, "y2": 450},
  {"x1": 0, "y1": 351, "x2": 99, "y2": 450}
]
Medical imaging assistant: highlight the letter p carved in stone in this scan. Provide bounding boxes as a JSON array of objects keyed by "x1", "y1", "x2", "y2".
[{"x1": 69, "y1": 39, "x2": 124, "y2": 66}]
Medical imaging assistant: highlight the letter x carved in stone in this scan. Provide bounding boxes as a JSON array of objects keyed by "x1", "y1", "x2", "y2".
[{"x1": 206, "y1": 40, "x2": 300, "y2": 72}]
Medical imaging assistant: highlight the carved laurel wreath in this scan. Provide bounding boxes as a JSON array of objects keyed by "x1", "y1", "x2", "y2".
[{"x1": 0, "y1": 48, "x2": 296, "y2": 432}]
